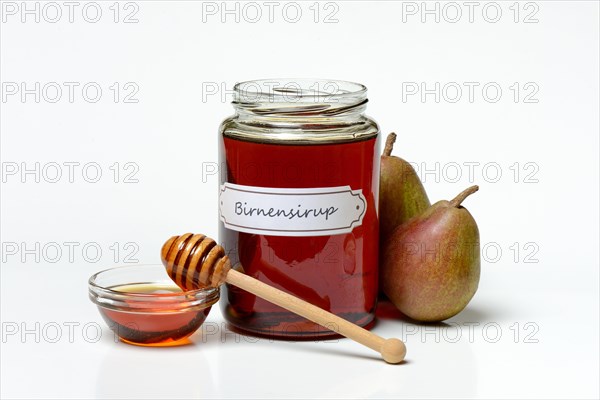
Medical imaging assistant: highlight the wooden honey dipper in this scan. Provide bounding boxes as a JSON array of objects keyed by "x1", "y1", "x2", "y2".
[{"x1": 161, "y1": 233, "x2": 406, "y2": 364}]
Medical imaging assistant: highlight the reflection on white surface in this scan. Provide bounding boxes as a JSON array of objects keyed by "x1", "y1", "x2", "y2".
[
  {"x1": 202, "y1": 319, "x2": 478, "y2": 398},
  {"x1": 95, "y1": 322, "x2": 390, "y2": 399},
  {"x1": 327, "y1": 339, "x2": 476, "y2": 398},
  {"x1": 96, "y1": 335, "x2": 217, "y2": 399}
]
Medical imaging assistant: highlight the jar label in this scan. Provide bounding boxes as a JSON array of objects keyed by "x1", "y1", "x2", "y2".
[{"x1": 219, "y1": 183, "x2": 367, "y2": 237}]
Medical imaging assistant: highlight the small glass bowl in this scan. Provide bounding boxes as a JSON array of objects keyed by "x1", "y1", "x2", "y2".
[{"x1": 89, "y1": 264, "x2": 219, "y2": 346}]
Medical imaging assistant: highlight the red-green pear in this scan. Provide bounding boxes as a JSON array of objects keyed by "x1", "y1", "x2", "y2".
[
  {"x1": 379, "y1": 132, "x2": 430, "y2": 246},
  {"x1": 381, "y1": 186, "x2": 481, "y2": 322}
]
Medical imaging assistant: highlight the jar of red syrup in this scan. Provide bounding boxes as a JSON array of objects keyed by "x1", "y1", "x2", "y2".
[{"x1": 218, "y1": 79, "x2": 379, "y2": 338}]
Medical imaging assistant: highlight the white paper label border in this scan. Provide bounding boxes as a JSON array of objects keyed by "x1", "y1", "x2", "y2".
[{"x1": 219, "y1": 183, "x2": 367, "y2": 237}]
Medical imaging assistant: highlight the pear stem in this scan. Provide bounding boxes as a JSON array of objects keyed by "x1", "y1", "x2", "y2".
[
  {"x1": 383, "y1": 133, "x2": 396, "y2": 156},
  {"x1": 449, "y1": 185, "x2": 479, "y2": 208}
]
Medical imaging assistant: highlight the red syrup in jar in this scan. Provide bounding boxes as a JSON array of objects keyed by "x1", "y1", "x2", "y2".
[{"x1": 219, "y1": 135, "x2": 380, "y2": 338}]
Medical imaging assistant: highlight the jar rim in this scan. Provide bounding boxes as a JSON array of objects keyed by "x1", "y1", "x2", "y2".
[
  {"x1": 88, "y1": 264, "x2": 219, "y2": 313},
  {"x1": 234, "y1": 78, "x2": 366, "y2": 99},
  {"x1": 232, "y1": 78, "x2": 368, "y2": 116}
]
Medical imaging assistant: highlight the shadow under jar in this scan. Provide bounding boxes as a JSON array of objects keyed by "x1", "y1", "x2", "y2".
[{"x1": 218, "y1": 79, "x2": 380, "y2": 339}]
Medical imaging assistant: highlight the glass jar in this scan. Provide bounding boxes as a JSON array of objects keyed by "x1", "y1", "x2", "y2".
[{"x1": 218, "y1": 79, "x2": 379, "y2": 338}]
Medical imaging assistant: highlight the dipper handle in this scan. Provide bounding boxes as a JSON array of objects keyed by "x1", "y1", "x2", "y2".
[
  {"x1": 226, "y1": 268, "x2": 406, "y2": 364},
  {"x1": 161, "y1": 233, "x2": 406, "y2": 364}
]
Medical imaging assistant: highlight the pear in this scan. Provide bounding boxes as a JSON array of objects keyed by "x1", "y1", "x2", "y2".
[
  {"x1": 379, "y1": 133, "x2": 430, "y2": 246},
  {"x1": 381, "y1": 186, "x2": 480, "y2": 322}
]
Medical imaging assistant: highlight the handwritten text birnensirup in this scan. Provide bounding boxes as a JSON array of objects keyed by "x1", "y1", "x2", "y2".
[{"x1": 234, "y1": 202, "x2": 339, "y2": 221}]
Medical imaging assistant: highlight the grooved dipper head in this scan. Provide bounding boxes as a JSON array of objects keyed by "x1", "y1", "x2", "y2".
[{"x1": 161, "y1": 233, "x2": 231, "y2": 290}]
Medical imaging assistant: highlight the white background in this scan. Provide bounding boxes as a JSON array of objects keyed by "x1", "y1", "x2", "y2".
[{"x1": 1, "y1": 1, "x2": 599, "y2": 398}]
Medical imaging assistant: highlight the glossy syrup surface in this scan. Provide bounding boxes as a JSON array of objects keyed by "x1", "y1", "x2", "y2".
[
  {"x1": 98, "y1": 284, "x2": 211, "y2": 346},
  {"x1": 219, "y1": 136, "x2": 379, "y2": 338}
]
